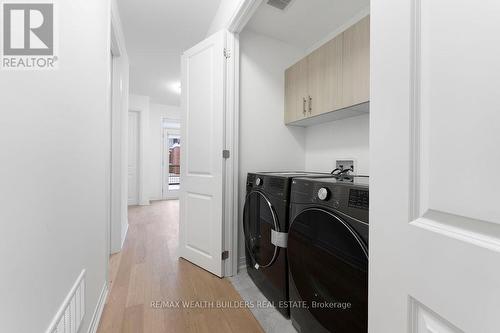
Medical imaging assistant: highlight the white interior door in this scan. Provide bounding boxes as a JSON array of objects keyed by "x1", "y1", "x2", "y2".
[
  {"x1": 370, "y1": 1, "x2": 500, "y2": 332},
  {"x1": 128, "y1": 111, "x2": 139, "y2": 205},
  {"x1": 179, "y1": 30, "x2": 227, "y2": 277},
  {"x1": 163, "y1": 128, "x2": 181, "y2": 199}
]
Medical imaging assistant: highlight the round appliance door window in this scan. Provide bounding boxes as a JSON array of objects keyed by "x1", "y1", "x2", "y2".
[
  {"x1": 243, "y1": 191, "x2": 279, "y2": 268},
  {"x1": 288, "y1": 208, "x2": 368, "y2": 333}
]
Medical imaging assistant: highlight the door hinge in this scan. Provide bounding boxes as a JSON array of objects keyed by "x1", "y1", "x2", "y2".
[
  {"x1": 223, "y1": 48, "x2": 231, "y2": 59},
  {"x1": 223, "y1": 150, "x2": 230, "y2": 159},
  {"x1": 222, "y1": 250, "x2": 229, "y2": 260}
]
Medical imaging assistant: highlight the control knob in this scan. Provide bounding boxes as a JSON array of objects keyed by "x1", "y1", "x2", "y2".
[
  {"x1": 255, "y1": 177, "x2": 263, "y2": 186},
  {"x1": 317, "y1": 187, "x2": 329, "y2": 201}
]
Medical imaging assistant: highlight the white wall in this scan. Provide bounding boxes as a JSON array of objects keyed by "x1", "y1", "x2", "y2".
[
  {"x1": 129, "y1": 94, "x2": 151, "y2": 205},
  {"x1": 238, "y1": 29, "x2": 306, "y2": 262},
  {"x1": 0, "y1": 1, "x2": 110, "y2": 332},
  {"x1": 148, "y1": 103, "x2": 181, "y2": 200},
  {"x1": 305, "y1": 114, "x2": 370, "y2": 175},
  {"x1": 206, "y1": 0, "x2": 243, "y2": 36}
]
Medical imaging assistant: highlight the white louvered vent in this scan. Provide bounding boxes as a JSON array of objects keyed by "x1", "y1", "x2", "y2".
[
  {"x1": 46, "y1": 270, "x2": 86, "y2": 333},
  {"x1": 267, "y1": 0, "x2": 293, "y2": 10}
]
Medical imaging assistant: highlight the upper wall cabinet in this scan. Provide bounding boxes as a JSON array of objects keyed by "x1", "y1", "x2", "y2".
[
  {"x1": 342, "y1": 16, "x2": 370, "y2": 108},
  {"x1": 308, "y1": 34, "x2": 343, "y2": 117},
  {"x1": 285, "y1": 57, "x2": 308, "y2": 123},
  {"x1": 285, "y1": 16, "x2": 370, "y2": 126}
]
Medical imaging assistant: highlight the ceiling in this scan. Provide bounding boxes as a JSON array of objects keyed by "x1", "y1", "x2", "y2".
[
  {"x1": 128, "y1": 53, "x2": 183, "y2": 106},
  {"x1": 246, "y1": 0, "x2": 370, "y2": 50},
  {"x1": 118, "y1": 0, "x2": 222, "y2": 105}
]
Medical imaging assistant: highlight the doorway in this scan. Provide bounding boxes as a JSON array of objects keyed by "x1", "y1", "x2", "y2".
[{"x1": 162, "y1": 119, "x2": 181, "y2": 200}]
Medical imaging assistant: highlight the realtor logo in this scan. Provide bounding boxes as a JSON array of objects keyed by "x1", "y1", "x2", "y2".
[
  {"x1": 1, "y1": 1, "x2": 58, "y2": 69},
  {"x1": 4, "y1": 3, "x2": 53, "y2": 55}
]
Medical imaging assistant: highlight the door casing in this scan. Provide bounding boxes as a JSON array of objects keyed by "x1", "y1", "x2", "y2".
[
  {"x1": 127, "y1": 111, "x2": 140, "y2": 205},
  {"x1": 223, "y1": 0, "x2": 263, "y2": 277}
]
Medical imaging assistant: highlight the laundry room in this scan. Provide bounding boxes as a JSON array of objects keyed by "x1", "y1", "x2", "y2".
[
  {"x1": 236, "y1": 0, "x2": 371, "y2": 331},
  {"x1": 238, "y1": 0, "x2": 370, "y2": 260}
]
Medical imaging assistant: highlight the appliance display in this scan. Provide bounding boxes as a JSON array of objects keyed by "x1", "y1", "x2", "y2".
[
  {"x1": 287, "y1": 176, "x2": 369, "y2": 332},
  {"x1": 243, "y1": 172, "x2": 329, "y2": 318}
]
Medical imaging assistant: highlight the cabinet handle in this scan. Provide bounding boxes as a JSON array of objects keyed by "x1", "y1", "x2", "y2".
[
  {"x1": 308, "y1": 96, "x2": 312, "y2": 114},
  {"x1": 303, "y1": 97, "x2": 307, "y2": 115}
]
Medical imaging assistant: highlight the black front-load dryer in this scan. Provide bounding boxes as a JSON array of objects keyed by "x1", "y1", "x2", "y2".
[
  {"x1": 243, "y1": 172, "x2": 328, "y2": 318},
  {"x1": 288, "y1": 176, "x2": 369, "y2": 333}
]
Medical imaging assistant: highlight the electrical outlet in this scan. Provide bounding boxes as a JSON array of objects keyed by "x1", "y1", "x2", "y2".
[{"x1": 336, "y1": 160, "x2": 355, "y2": 173}]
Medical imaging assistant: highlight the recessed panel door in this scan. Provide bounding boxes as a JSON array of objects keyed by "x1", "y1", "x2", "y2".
[
  {"x1": 370, "y1": 1, "x2": 500, "y2": 332},
  {"x1": 179, "y1": 30, "x2": 227, "y2": 277}
]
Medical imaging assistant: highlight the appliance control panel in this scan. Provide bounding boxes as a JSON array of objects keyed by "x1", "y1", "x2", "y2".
[
  {"x1": 290, "y1": 179, "x2": 369, "y2": 224},
  {"x1": 348, "y1": 189, "x2": 369, "y2": 210}
]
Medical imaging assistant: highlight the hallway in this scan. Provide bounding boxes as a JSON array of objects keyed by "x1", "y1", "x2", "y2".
[{"x1": 97, "y1": 201, "x2": 263, "y2": 333}]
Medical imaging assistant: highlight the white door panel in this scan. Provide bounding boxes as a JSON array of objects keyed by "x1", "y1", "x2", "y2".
[
  {"x1": 179, "y1": 30, "x2": 226, "y2": 277},
  {"x1": 185, "y1": 193, "x2": 214, "y2": 255},
  {"x1": 411, "y1": 299, "x2": 463, "y2": 333},
  {"x1": 370, "y1": 0, "x2": 500, "y2": 332},
  {"x1": 128, "y1": 111, "x2": 139, "y2": 205},
  {"x1": 419, "y1": 0, "x2": 500, "y2": 222},
  {"x1": 186, "y1": 47, "x2": 215, "y2": 175}
]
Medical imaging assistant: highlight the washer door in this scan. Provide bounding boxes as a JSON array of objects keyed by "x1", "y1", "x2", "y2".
[
  {"x1": 243, "y1": 190, "x2": 279, "y2": 268},
  {"x1": 288, "y1": 208, "x2": 368, "y2": 333}
]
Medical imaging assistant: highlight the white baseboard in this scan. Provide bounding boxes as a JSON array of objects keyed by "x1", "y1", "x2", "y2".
[
  {"x1": 87, "y1": 282, "x2": 108, "y2": 333},
  {"x1": 120, "y1": 223, "x2": 129, "y2": 249},
  {"x1": 238, "y1": 256, "x2": 246, "y2": 272},
  {"x1": 153, "y1": 197, "x2": 180, "y2": 202},
  {"x1": 110, "y1": 223, "x2": 128, "y2": 255}
]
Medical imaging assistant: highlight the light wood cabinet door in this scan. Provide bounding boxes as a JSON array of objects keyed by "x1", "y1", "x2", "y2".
[
  {"x1": 284, "y1": 66, "x2": 297, "y2": 124},
  {"x1": 342, "y1": 15, "x2": 370, "y2": 108},
  {"x1": 308, "y1": 34, "x2": 343, "y2": 116},
  {"x1": 285, "y1": 57, "x2": 308, "y2": 123}
]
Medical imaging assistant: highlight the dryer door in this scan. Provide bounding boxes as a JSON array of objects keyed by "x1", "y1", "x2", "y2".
[
  {"x1": 288, "y1": 208, "x2": 368, "y2": 333},
  {"x1": 243, "y1": 190, "x2": 279, "y2": 268}
]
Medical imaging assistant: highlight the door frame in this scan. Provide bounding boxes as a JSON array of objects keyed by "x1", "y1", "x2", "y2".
[
  {"x1": 107, "y1": 0, "x2": 130, "y2": 284},
  {"x1": 162, "y1": 126, "x2": 181, "y2": 200},
  {"x1": 128, "y1": 95, "x2": 150, "y2": 206},
  {"x1": 128, "y1": 110, "x2": 140, "y2": 205},
  {"x1": 109, "y1": 8, "x2": 129, "y2": 255},
  {"x1": 223, "y1": 0, "x2": 262, "y2": 276}
]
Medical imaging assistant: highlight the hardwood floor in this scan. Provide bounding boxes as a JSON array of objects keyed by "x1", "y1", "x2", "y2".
[
  {"x1": 107, "y1": 252, "x2": 122, "y2": 302},
  {"x1": 97, "y1": 200, "x2": 263, "y2": 333}
]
